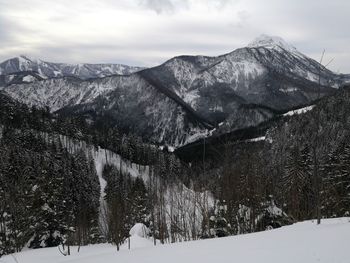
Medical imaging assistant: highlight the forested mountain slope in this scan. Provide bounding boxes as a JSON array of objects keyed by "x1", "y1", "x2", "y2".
[
  {"x1": 0, "y1": 92, "x2": 212, "y2": 255},
  {"x1": 180, "y1": 85, "x2": 350, "y2": 226}
]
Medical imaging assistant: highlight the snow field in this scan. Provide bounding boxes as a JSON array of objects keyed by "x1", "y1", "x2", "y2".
[{"x1": 2, "y1": 218, "x2": 349, "y2": 263}]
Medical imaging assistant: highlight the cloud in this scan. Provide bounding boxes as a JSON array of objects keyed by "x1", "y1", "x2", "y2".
[
  {"x1": 0, "y1": 0, "x2": 349, "y2": 73},
  {"x1": 137, "y1": 0, "x2": 237, "y2": 14},
  {"x1": 0, "y1": 17, "x2": 14, "y2": 42},
  {"x1": 138, "y1": 0, "x2": 180, "y2": 14},
  {"x1": 206, "y1": 0, "x2": 232, "y2": 9}
]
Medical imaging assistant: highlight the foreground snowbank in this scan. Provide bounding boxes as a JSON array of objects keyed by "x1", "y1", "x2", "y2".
[{"x1": 2, "y1": 218, "x2": 349, "y2": 263}]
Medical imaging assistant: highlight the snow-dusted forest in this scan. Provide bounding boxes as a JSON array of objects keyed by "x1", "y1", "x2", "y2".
[
  {"x1": 0, "y1": 7, "x2": 350, "y2": 260},
  {"x1": 1, "y1": 81, "x2": 350, "y2": 259}
]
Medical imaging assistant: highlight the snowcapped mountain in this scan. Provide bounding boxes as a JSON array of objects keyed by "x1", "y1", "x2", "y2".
[
  {"x1": 143, "y1": 34, "x2": 339, "y2": 113},
  {"x1": 2, "y1": 35, "x2": 349, "y2": 146},
  {"x1": 0, "y1": 55, "x2": 144, "y2": 81},
  {"x1": 133, "y1": 34, "x2": 345, "y2": 137}
]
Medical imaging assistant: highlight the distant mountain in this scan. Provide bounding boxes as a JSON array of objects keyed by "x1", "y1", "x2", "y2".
[
  {"x1": 0, "y1": 55, "x2": 144, "y2": 81},
  {"x1": 2, "y1": 35, "x2": 349, "y2": 146}
]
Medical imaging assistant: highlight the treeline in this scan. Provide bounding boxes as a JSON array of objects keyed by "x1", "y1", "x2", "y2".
[
  {"x1": 266, "y1": 87, "x2": 350, "y2": 220},
  {"x1": 188, "y1": 88, "x2": 350, "y2": 237},
  {"x1": 0, "y1": 127, "x2": 100, "y2": 256},
  {"x1": 0, "y1": 92, "x2": 158, "y2": 166}
]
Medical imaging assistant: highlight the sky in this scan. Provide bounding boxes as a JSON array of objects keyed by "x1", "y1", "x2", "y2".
[{"x1": 0, "y1": 0, "x2": 349, "y2": 73}]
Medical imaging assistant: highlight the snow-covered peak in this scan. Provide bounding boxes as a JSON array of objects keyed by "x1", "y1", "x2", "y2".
[
  {"x1": 17, "y1": 55, "x2": 33, "y2": 64},
  {"x1": 17, "y1": 55, "x2": 44, "y2": 67},
  {"x1": 248, "y1": 34, "x2": 298, "y2": 53},
  {"x1": 19, "y1": 54, "x2": 39, "y2": 62}
]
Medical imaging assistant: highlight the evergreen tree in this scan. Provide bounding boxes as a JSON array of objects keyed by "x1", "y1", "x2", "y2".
[
  {"x1": 209, "y1": 200, "x2": 230, "y2": 238},
  {"x1": 322, "y1": 141, "x2": 350, "y2": 217}
]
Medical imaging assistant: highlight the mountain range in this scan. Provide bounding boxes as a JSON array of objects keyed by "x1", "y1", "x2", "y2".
[
  {"x1": 1, "y1": 35, "x2": 349, "y2": 147},
  {"x1": 0, "y1": 55, "x2": 144, "y2": 85}
]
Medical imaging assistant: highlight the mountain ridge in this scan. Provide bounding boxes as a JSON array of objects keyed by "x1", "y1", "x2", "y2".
[
  {"x1": 2, "y1": 35, "x2": 349, "y2": 146},
  {"x1": 0, "y1": 55, "x2": 145, "y2": 81}
]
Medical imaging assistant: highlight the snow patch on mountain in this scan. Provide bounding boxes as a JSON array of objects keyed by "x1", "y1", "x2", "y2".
[
  {"x1": 23, "y1": 75, "x2": 37, "y2": 82},
  {"x1": 283, "y1": 105, "x2": 315, "y2": 116},
  {"x1": 247, "y1": 136, "x2": 266, "y2": 142}
]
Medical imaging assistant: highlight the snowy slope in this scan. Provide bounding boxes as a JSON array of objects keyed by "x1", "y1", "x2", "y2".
[
  {"x1": 283, "y1": 105, "x2": 315, "y2": 116},
  {"x1": 35, "y1": 132, "x2": 150, "y2": 234},
  {"x1": 0, "y1": 55, "x2": 144, "y2": 80},
  {"x1": 2, "y1": 218, "x2": 349, "y2": 263},
  {"x1": 32, "y1": 131, "x2": 209, "y2": 240}
]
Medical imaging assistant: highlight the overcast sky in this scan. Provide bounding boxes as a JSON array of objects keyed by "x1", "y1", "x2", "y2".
[{"x1": 0, "y1": 0, "x2": 349, "y2": 72}]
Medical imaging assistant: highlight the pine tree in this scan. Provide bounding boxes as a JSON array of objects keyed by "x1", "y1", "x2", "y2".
[
  {"x1": 209, "y1": 200, "x2": 230, "y2": 238},
  {"x1": 128, "y1": 177, "x2": 151, "y2": 227},
  {"x1": 283, "y1": 144, "x2": 308, "y2": 220},
  {"x1": 322, "y1": 141, "x2": 350, "y2": 217}
]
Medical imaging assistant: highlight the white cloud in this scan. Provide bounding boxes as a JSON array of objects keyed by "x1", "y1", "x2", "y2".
[
  {"x1": 138, "y1": 0, "x2": 185, "y2": 14},
  {"x1": 0, "y1": 0, "x2": 349, "y2": 72}
]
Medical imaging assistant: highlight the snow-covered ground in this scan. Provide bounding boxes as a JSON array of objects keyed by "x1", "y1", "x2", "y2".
[
  {"x1": 283, "y1": 105, "x2": 315, "y2": 116},
  {"x1": 2, "y1": 218, "x2": 349, "y2": 263},
  {"x1": 246, "y1": 136, "x2": 266, "y2": 142}
]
